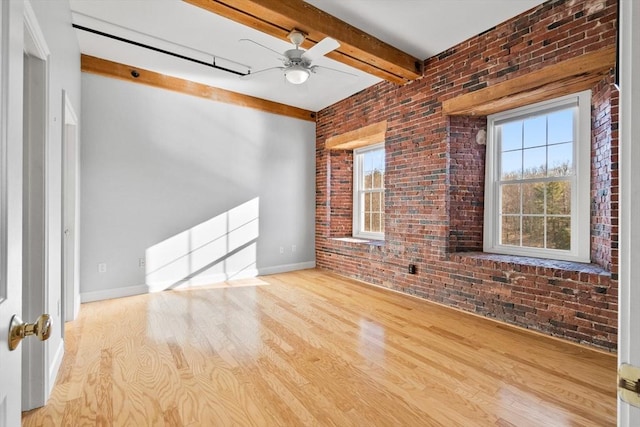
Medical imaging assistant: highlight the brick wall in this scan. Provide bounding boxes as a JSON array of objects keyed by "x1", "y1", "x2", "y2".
[
  {"x1": 447, "y1": 116, "x2": 487, "y2": 253},
  {"x1": 316, "y1": 0, "x2": 618, "y2": 350},
  {"x1": 591, "y1": 74, "x2": 619, "y2": 273}
]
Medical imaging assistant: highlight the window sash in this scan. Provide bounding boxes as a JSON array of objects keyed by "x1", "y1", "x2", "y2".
[
  {"x1": 484, "y1": 91, "x2": 591, "y2": 262},
  {"x1": 498, "y1": 176, "x2": 573, "y2": 250},
  {"x1": 359, "y1": 188, "x2": 384, "y2": 234},
  {"x1": 353, "y1": 144, "x2": 385, "y2": 239}
]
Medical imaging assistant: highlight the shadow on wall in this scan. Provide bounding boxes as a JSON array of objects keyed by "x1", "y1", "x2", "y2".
[{"x1": 145, "y1": 198, "x2": 260, "y2": 292}]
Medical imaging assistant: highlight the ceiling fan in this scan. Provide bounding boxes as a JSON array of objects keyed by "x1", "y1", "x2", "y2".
[{"x1": 241, "y1": 30, "x2": 355, "y2": 84}]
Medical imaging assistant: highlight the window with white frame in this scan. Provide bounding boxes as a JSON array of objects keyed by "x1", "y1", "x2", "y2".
[
  {"x1": 353, "y1": 144, "x2": 385, "y2": 239},
  {"x1": 483, "y1": 91, "x2": 591, "y2": 262}
]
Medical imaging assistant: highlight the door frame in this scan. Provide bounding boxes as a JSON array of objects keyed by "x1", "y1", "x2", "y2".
[
  {"x1": 618, "y1": 0, "x2": 640, "y2": 424},
  {"x1": 61, "y1": 91, "x2": 80, "y2": 322}
]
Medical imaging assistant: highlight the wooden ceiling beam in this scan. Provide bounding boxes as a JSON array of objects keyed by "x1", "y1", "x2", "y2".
[
  {"x1": 183, "y1": 0, "x2": 423, "y2": 84},
  {"x1": 81, "y1": 55, "x2": 316, "y2": 121}
]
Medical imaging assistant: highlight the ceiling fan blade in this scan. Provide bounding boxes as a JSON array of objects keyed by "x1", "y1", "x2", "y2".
[
  {"x1": 312, "y1": 65, "x2": 358, "y2": 78},
  {"x1": 302, "y1": 37, "x2": 340, "y2": 61},
  {"x1": 239, "y1": 39, "x2": 286, "y2": 60},
  {"x1": 241, "y1": 66, "x2": 285, "y2": 79}
]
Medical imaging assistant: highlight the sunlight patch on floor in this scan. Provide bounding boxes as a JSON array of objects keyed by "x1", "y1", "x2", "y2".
[{"x1": 170, "y1": 276, "x2": 270, "y2": 291}]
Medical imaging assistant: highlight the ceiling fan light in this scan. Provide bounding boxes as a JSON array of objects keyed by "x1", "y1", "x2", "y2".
[{"x1": 285, "y1": 65, "x2": 310, "y2": 84}]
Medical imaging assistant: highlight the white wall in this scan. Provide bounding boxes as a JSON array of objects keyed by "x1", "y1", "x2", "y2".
[
  {"x1": 25, "y1": 0, "x2": 81, "y2": 406},
  {"x1": 80, "y1": 74, "x2": 316, "y2": 300}
]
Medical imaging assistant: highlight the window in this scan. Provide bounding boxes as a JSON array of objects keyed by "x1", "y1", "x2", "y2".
[
  {"x1": 353, "y1": 144, "x2": 385, "y2": 239},
  {"x1": 484, "y1": 91, "x2": 591, "y2": 262}
]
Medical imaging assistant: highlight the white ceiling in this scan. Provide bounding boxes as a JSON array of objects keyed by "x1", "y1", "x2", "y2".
[{"x1": 70, "y1": 0, "x2": 545, "y2": 112}]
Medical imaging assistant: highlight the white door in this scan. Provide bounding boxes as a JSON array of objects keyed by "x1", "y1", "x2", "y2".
[
  {"x1": 0, "y1": 0, "x2": 25, "y2": 426},
  {"x1": 618, "y1": 0, "x2": 640, "y2": 425}
]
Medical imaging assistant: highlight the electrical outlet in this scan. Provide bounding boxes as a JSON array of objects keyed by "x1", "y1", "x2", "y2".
[
  {"x1": 138, "y1": 258, "x2": 145, "y2": 268},
  {"x1": 98, "y1": 263, "x2": 107, "y2": 273},
  {"x1": 292, "y1": 245, "x2": 297, "y2": 252}
]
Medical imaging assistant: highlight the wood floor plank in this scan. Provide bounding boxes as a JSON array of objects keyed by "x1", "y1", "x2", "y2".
[{"x1": 22, "y1": 269, "x2": 616, "y2": 426}]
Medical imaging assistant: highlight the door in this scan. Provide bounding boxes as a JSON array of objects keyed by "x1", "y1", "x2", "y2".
[
  {"x1": 0, "y1": 0, "x2": 25, "y2": 426},
  {"x1": 22, "y1": 9, "x2": 50, "y2": 410},
  {"x1": 618, "y1": 0, "x2": 640, "y2": 425}
]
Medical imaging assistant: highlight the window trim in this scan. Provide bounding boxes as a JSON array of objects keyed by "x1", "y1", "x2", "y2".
[
  {"x1": 353, "y1": 143, "x2": 385, "y2": 240},
  {"x1": 483, "y1": 90, "x2": 591, "y2": 262}
]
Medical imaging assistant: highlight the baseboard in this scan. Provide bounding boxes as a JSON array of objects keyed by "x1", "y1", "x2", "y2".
[
  {"x1": 80, "y1": 284, "x2": 148, "y2": 303},
  {"x1": 258, "y1": 261, "x2": 316, "y2": 276},
  {"x1": 48, "y1": 340, "x2": 65, "y2": 395}
]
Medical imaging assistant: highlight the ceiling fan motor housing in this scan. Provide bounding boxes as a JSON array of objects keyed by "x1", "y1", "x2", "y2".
[{"x1": 284, "y1": 48, "x2": 310, "y2": 67}]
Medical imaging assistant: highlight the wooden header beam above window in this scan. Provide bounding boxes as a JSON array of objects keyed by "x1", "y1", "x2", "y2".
[
  {"x1": 442, "y1": 47, "x2": 616, "y2": 116},
  {"x1": 183, "y1": 0, "x2": 422, "y2": 84},
  {"x1": 80, "y1": 55, "x2": 315, "y2": 121},
  {"x1": 326, "y1": 121, "x2": 387, "y2": 150}
]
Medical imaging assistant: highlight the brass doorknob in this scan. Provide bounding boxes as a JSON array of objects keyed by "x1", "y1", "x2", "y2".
[{"x1": 8, "y1": 314, "x2": 52, "y2": 351}]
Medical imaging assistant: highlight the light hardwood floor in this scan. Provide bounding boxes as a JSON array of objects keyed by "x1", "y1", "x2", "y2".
[{"x1": 22, "y1": 269, "x2": 616, "y2": 426}]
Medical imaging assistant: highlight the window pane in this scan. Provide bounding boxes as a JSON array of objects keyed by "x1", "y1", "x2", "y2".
[
  {"x1": 548, "y1": 142, "x2": 573, "y2": 176},
  {"x1": 547, "y1": 217, "x2": 571, "y2": 250},
  {"x1": 547, "y1": 181, "x2": 571, "y2": 215},
  {"x1": 364, "y1": 212, "x2": 371, "y2": 232},
  {"x1": 370, "y1": 213, "x2": 381, "y2": 232},
  {"x1": 372, "y1": 170, "x2": 383, "y2": 189},
  {"x1": 370, "y1": 192, "x2": 382, "y2": 214},
  {"x1": 501, "y1": 216, "x2": 520, "y2": 246},
  {"x1": 364, "y1": 171, "x2": 372, "y2": 189},
  {"x1": 522, "y1": 216, "x2": 544, "y2": 248},
  {"x1": 522, "y1": 182, "x2": 545, "y2": 214},
  {"x1": 370, "y1": 192, "x2": 378, "y2": 212},
  {"x1": 523, "y1": 115, "x2": 546, "y2": 148},
  {"x1": 548, "y1": 108, "x2": 573, "y2": 144},
  {"x1": 523, "y1": 146, "x2": 546, "y2": 178},
  {"x1": 364, "y1": 150, "x2": 383, "y2": 172},
  {"x1": 363, "y1": 149, "x2": 384, "y2": 190},
  {"x1": 379, "y1": 192, "x2": 385, "y2": 233},
  {"x1": 501, "y1": 121, "x2": 523, "y2": 152},
  {"x1": 501, "y1": 184, "x2": 521, "y2": 214},
  {"x1": 501, "y1": 150, "x2": 522, "y2": 180},
  {"x1": 364, "y1": 189, "x2": 372, "y2": 232},
  {"x1": 364, "y1": 152, "x2": 375, "y2": 173},
  {"x1": 372, "y1": 149, "x2": 385, "y2": 171}
]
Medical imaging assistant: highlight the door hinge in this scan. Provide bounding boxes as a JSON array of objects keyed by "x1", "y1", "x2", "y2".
[{"x1": 618, "y1": 363, "x2": 640, "y2": 408}]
